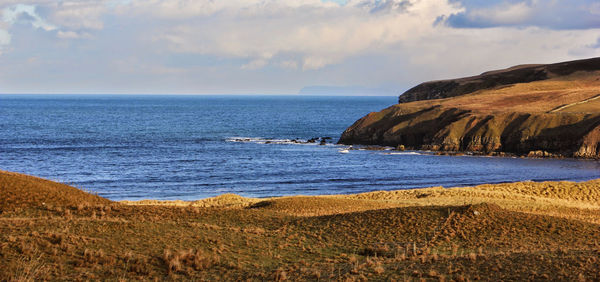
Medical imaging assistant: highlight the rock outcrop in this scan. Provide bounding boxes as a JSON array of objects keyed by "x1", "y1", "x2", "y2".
[{"x1": 340, "y1": 57, "x2": 600, "y2": 158}]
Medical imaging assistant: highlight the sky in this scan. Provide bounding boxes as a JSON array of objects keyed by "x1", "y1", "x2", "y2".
[{"x1": 0, "y1": 0, "x2": 599, "y2": 95}]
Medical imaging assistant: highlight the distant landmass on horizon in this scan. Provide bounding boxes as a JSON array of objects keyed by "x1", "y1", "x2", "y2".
[{"x1": 298, "y1": 85, "x2": 397, "y2": 96}]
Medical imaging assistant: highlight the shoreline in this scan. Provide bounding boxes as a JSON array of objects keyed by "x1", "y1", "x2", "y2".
[
  {"x1": 118, "y1": 177, "x2": 600, "y2": 205},
  {"x1": 120, "y1": 178, "x2": 600, "y2": 222},
  {"x1": 338, "y1": 144, "x2": 600, "y2": 160}
]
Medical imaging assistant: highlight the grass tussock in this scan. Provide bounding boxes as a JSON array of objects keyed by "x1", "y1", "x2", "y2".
[
  {"x1": 1, "y1": 170, "x2": 600, "y2": 280},
  {"x1": 163, "y1": 249, "x2": 220, "y2": 274}
]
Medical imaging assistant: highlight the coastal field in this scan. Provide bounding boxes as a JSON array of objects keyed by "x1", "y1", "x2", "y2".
[{"x1": 1, "y1": 170, "x2": 600, "y2": 280}]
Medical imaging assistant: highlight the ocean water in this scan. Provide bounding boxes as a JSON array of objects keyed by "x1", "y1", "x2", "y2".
[{"x1": 1, "y1": 94, "x2": 599, "y2": 201}]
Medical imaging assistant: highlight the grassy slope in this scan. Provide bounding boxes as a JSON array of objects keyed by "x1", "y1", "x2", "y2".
[
  {"x1": 398, "y1": 71, "x2": 600, "y2": 114},
  {"x1": 0, "y1": 171, "x2": 111, "y2": 211},
  {"x1": 398, "y1": 57, "x2": 600, "y2": 104},
  {"x1": 1, "y1": 170, "x2": 600, "y2": 280}
]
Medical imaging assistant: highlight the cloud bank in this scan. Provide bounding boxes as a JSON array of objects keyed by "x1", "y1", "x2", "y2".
[
  {"x1": 444, "y1": 0, "x2": 600, "y2": 30},
  {"x1": 0, "y1": 0, "x2": 598, "y2": 94}
]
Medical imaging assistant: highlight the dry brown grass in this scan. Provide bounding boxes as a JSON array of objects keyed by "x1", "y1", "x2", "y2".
[
  {"x1": 344, "y1": 180, "x2": 600, "y2": 223},
  {"x1": 122, "y1": 193, "x2": 260, "y2": 208},
  {"x1": 6, "y1": 251, "x2": 48, "y2": 282},
  {"x1": 163, "y1": 248, "x2": 219, "y2": 274},
  {"x1": 399, "y1": 71, "x2": 600, "y2": 114},
  {"x1": 126, "y1": 179, "x2": 600, "y2": 223},
  {"x1": 0, "y1": 170, "x2": 110, "y2": 211},
  {"x1": 246, "y1": 196, "x2": 401, "y2": 216},
  {"x1": 1, "y1": 171, "x2": 600, "y2": 280}
]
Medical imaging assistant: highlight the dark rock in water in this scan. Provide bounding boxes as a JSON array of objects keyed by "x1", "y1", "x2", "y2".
[
  {"x1": 319, "y1": 140, "x2": 327, "y2": 145},
  {"x1": 363, "y1": 146, "x2": 386, "y2": 151},
  {"x1": 528, "y1": 150, "x2": 544, "y2": 158},
  {"x1": 339, "y1": 57, "x2": 600, "y2": 159},
  {"x1": 527, "y1": 150, "x2": 556, "y2": 158}
]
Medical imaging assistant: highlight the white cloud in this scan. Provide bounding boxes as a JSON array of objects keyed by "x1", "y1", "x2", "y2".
[
  {"x1": 445, "y1": 0, "x2": 600, "y2": 30},
  {"x1": 467, "y1": 2, "x2": 532, "y2": 25},
  {"x1": 0, "y1": 0, "x2": 598, "y2": 94},
  {"x1": 404, "y1": 27, "x2": 600, "y2": 85},
  {"x1": 241, "y1": 59, "x2": 268, "y2": 70},
  {"x1": 134, "y1": 0, "x2": 461, "y2": 70},
  {"x1": 120, "y1": 0, "x2": 342, "y2": 19},
  {"x1": 0, "y1": 1, "x2": 106, "y2": 44},
  {"x1": 0, "y1": 28, "x2": 10, "y2": 45},
  {"x1": 2, "y1": 4, "x2": 56, "y2": 31},
  {"x1": 302, "y1": 56, "x2": 336, "y2": 70},
  {"x1": 279, "y1": 60, "x2": 299, "y2": 70},
  {"x1": 47, "y1": 1, "x2": 107, "y2": 30},
  {"x1": 56, "y1": 30, "x2": 90, "y2": 39}
]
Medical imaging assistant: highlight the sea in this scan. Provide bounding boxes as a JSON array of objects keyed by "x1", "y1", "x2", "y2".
[{"x1": 1, "y1": 94, "x2": 599, "y2": 201}]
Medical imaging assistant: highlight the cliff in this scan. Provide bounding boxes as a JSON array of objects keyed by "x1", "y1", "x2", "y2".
[{"x1": 339, "y1": 57, "x2": 600, "y2": 158}]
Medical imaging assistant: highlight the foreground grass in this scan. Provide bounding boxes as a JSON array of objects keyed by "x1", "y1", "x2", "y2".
[{"x1": 1, "y1": 171, "x2": 600, "y2": 280}]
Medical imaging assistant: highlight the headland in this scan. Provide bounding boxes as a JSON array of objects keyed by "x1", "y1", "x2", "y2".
[{"x1": 339, "y1": 57, "x2": 600, "y2": 159}]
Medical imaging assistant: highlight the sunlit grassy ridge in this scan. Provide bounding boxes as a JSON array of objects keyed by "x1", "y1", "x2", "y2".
[
  {"x1": 130, "y1": 179, "x2": 600, "y2": 222},
  {"x1": 402, "y1": 71, "x2": 600, "y2": 114},
  {"x1": 1, "y1": 170, "x2": 600, "y2": 280},
  {"x1": 0, "y1": 170, "x2": 110, "y2": 211}
]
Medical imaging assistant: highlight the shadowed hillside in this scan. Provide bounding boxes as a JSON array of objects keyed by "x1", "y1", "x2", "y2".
[
  {"x1": 1, "y1": 171, "x2": 600, "y2": 280},
  {"x1": 340, "y1": 57, "x2": 600, "y2": 158}
]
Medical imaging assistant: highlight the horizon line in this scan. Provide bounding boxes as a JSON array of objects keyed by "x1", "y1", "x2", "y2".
[{"x1": 0, "y1": 92, "x2": 399, "y2": 97}]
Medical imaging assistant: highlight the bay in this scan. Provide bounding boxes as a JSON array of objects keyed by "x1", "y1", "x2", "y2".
[{"x1": 1, "y1": 94, "x2": 598, "y2": 200}]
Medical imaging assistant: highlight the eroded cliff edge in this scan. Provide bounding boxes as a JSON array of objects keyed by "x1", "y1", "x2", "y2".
[{"x1": 339, "y1": 57, "x2": 600, "y2": 158}]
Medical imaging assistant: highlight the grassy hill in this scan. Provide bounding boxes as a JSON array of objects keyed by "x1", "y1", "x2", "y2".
[
  {"x1": 398, "y1": 57, "x2": 600, "y2": 103},
  {"x1": 0, "y1": 170, "x2": 111, "y2": 212},
  {"x1": 340, "y1": 57, "x2": 600, "y2": 158},
  {"x1": 1, "y1": 170, "x2": 600, "y2": 280}
]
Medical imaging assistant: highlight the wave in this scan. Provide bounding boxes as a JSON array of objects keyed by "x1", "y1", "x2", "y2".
[
  {"x1": 226, "y1": 136, "x2": 336, "y2": 146},
  {"x1": 381, "y1": 152, "x2": 423, "y2": 156}
]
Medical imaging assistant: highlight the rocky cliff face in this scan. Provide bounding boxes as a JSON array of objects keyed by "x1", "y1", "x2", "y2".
[
  {"x1": 340, "y1": 104, "x2": 600, "y2": 158},
  {"x1": 340, "y1": 57, "x2": 600, "y2": 158}
]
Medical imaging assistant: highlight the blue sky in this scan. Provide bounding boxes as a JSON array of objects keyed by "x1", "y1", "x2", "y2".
[{"x1": 0, "y1": 0, "x2": 599, "y2": 94}]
